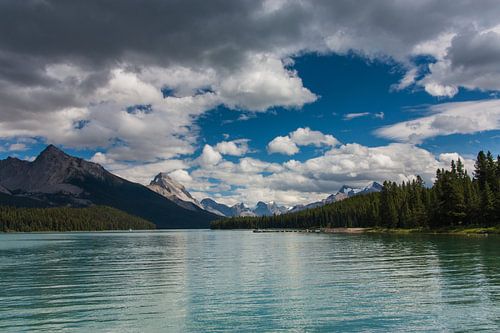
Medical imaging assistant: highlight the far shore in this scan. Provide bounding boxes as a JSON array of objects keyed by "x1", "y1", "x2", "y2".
[{"x1": 248, "y1": 226, "x2": 500, "y2": 235}]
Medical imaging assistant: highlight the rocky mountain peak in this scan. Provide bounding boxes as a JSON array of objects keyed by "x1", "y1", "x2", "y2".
[
  {"x1": 147, "y1": 172, "x2": 203, "y2": 211},
  {"x1": 150, "y1": 172, "x2": 185, "y2": 190},
  {"x1": 36, "y1": 144, "x2": 69, "y2": 161},
  {"x1": 0, "y1": 144, "x2": 112, "y2": 195}
]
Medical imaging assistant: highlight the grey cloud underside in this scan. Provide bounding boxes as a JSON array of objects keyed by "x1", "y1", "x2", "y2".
[
  {"x1": 0, "y1": 0, "x2": 309, "y2": 80},
  {"x1": 1, "y1": 0, "x2": 500, "y2": 94}
]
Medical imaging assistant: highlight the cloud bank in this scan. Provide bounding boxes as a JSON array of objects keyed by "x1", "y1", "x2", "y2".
[{"x1": 1, "y1": 1, "x2": 499, "y2": 204}]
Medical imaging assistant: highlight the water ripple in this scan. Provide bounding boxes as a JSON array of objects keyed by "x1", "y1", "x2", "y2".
[{"x1": 0, "y1": 231, "x2": 499, "y2": 332}]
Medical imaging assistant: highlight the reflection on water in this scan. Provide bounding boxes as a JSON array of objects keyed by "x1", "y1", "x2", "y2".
[{"x1": 0, "y1": 231, "x2": 499, "y2": 332}]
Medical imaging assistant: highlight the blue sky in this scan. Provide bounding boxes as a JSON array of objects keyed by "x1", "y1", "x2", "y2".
[
  {"x1": 198, "y1": 54, "x2": 499, "y2": 161},
  {"x1": 1, "y1": 1, "x2": 500, "y2": 205}
]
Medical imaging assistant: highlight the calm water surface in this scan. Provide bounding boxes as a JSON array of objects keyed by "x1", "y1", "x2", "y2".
[{"x1": 0, "y1": 230, "x2": 499, "y2": 332}]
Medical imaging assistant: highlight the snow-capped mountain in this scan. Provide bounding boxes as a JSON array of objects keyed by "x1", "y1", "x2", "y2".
[
  {"x1": 254, "y1": 201, "x2": 289, "y2": 216},
  {"x1": 147, "y1": 173, "x2": 204, "y2": 211},
  {"x1": 289, "y1": 182, "x2": 383, "y2": 213},
  {"x1": 357, "y1": 181, "x2": 383, "y2": 194},
  {"x1": 145, "y1": 174, "x2": 288, "y2": 218},
  {"x1": 199, "y1": 182, "x2": 382, "y2": 217},
  {"x1": 200, "y1": 199, "x2": 289, "y2": 217},
  {"x1": 144, "y1": 173, "x2": 383, "y2": 218},
  {"x1": 231, "y1": 203, "x2": 256, "y2": 217}
]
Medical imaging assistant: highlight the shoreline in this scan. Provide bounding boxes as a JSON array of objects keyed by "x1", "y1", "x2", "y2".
[{"x1": 248, "y1": 226, "x2": 500, "y2": 235}]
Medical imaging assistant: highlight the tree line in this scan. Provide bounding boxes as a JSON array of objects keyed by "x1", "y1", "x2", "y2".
[
  {"x1": 1, "y1": 205, "x2": 155, "y2": 232},
  {"x1": 211, "y1": 151, "x2": 500, "y2": 230}
]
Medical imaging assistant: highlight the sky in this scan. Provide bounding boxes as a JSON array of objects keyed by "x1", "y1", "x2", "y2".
[{"x1": 0, "y1": 0, "x2": 500, "y2": 206}]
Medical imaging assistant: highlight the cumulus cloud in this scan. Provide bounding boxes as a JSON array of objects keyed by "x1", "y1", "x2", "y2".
[
  {"x1": 289, "y1": 127, "x2": 339, "y2": 147},
  {"x1": 197, "y1": 144, "x2": 223, "y2": 167},
  {"x1": 218, "y1": 55, "x2": 317, "y2": 111},
  {"x1": 190, "y1": 142, "x2": 474, "y2": 206},
  {"x1": 267, "y1": 136, "x2": 299, "y2": 155},
  {"x1": 168, "y1": 169, "x2": 193, "y2": 184},
  {"x1": 214, "y1": 139, "x2": 250, "y2": 156},
  {"x1": 90, "y1": 152, "x2": 189, "y2": 184},
  {"x1": 376, "y1": 99, "x2": 500, "y2": 143},
  {"x1": 420, "y1": 27, "x2": 500, "y2": 97},
  {"x1": 268, "y1": 127, "x2": 339, "y2": 155}
]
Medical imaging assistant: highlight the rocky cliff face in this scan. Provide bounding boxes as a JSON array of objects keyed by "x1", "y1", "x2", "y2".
[{"x1": 147, "y1": 173, "x2": 204, "y2": 211}]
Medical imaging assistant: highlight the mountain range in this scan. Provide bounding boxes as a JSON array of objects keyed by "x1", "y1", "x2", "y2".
[
  {"x1": 198, "y1": 182, "x2": 383, "y2": 217},
  {"x1": 0, "y1": 144, "x2": 383, "y2": 227},
  {"x1": 0, "y1": 145, "x2": 216, "y2": 228},
  {"x1": 200, "y1": 199, "x2": 289, "y2": 217}
]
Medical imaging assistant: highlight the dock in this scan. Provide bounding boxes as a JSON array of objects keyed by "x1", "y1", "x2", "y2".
[{"x1": 252, "y1": 229, "x2": 321, "y2": 233}]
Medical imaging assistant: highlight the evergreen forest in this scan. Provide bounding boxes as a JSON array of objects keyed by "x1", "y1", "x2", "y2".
[{"x1": 1, "y1": 205, "x2": 155, "y2": 232}]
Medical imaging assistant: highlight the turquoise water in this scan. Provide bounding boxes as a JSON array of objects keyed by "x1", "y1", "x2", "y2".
[{"x1": 0, "y1": 230, "x2": 499, "y2": 332}]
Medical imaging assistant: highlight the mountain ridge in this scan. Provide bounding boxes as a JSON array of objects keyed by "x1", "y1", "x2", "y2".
[
  {"x1": 200, "y1": 182, "x2": 383, "y2": 217},
  {"x1": 0, "y1": 145, "x2": 217, "y2": 228}
]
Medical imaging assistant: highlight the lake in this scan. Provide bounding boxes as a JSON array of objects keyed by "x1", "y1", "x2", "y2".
[{"x1": 0, "y1": 230, "x2": 499, "y2": 332}]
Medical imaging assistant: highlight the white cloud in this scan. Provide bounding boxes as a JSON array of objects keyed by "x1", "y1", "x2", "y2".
[
  {"x1": 218, "y1": 55, "x2": 317, "y2": 111},
  {"x1": 423, "y1": 80, "x2": 459, "y2": 98},
  {"x1": 90, "y1": 152, "x2": 113, "y2": 165},
  {"x1": 376, "y1": 99, "x2": 500, "y2": 143},
  {"x1": 168, "y1": 169, "x2": 193, "y2": 184},
  {"x1": 343, "y1": 112, "x2": 385, "y2": 120},
  {"x1": 268, "y1": 127, "x2": 339, "y2": 155},
  {"x1": 7, "y1": 143, "x2": 28, "y2": 152},
  {"x1": 289, "y1": 127, "x2": 339, "y2": 147},
  {"x1": 189, "y1": 141, "x2": 474, "y2": 206},
  {"x1": 267, "y1": 135, "x2": 299, "y2": 155},
  {"x1": 343, "y1": 112, "x2": 370, "y2": 120},
  {"x1": 197, "y1": 144, "x2": 223, "y2": 167},
  {"x1": 90, "y1": 152, "x2": 189, "y2": 184},
  {"x1": 391, "y1": 67, "x2": 418, "y2": 91},
  {"x1": 214, "y1": 139, "x2": 249, "y2": 156}
]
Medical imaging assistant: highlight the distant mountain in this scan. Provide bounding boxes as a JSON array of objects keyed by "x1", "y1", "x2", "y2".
[
  {"x1": 200, "y1": 199, "x2": 288, "y2": 217},
  {"x1": 200, "y1": 198, "x2": 236, "y2": 216},
  {"x1": 147, "y1": 173, "x2": 204, "y2": 211},
  {"x1": 254, "y1": 201, "x2": 289, "y2": 216},
  {"x1": 232, "y1": 203, "x2": 257, "y2": 217},
  {"x1": 200, "y1": 183, "x2": 382, "y2": 217},
  {"x1": 358, "y1": 181, "x2": 383, "y2": 195},
  {"x1": 289, "y1": 182, "x2": 383, "y2": 213},
  {"x1": 0, "y1": 145, "x2": 217, "y2": 228}
]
